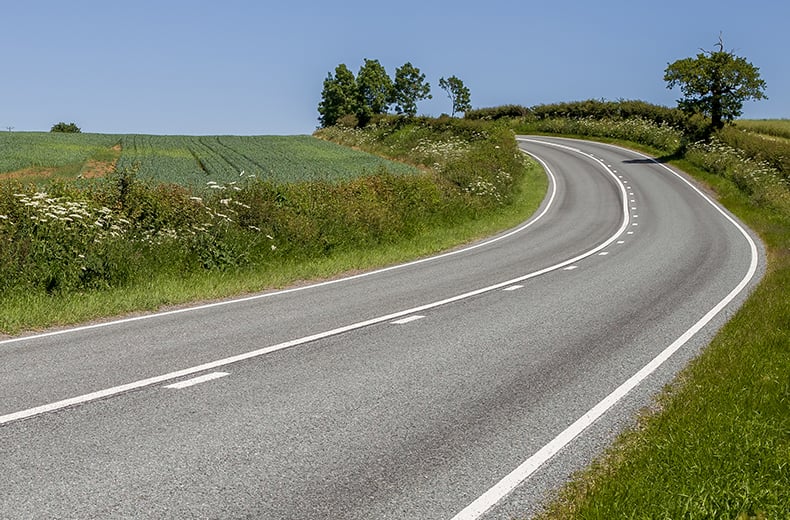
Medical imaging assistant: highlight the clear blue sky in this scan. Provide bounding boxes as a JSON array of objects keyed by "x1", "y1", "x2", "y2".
[{"x1": 2, "y1": 0, "x2": 788, "y2": 135}]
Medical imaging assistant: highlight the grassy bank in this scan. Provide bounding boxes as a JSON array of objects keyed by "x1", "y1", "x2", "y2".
[
  {"x1": 509, "y1": 110, "x2": 789, "y2": 519},
  {"x1": 0, "y1": 118, "x2": 546, "y2": 335}
]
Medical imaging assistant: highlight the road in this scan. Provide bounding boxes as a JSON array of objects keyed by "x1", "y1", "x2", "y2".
[{"x1": 0, "y1": 137, "x2": 762, "y2": 519}]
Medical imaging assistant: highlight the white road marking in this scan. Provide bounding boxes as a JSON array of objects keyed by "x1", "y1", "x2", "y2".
[
  {"x1": 449, "y1": 138, "x2": 761, "y2": 520},
  {"x1": 391, "y1": 315, "x2": 425, "y2": 325},
  {"x1": 0, "y1": 147, "x2": 632, "y2": 427},
  {"x1": 627, "y1": 231, "x2": 634, "y2": 235},
  {"x1": 164, "y1": 372, "x2": 229, "y2": 389},
  {"x1": 563, "y1": 266, "x2": 579, "y2": 271},
  {"x1": 503, "y1": 285, "x2": 524, "y2": 291},
  {"x1": 617, "y1": 241, "x2": 625, "y2": 244},
  {"x1": 598, "y1": 252, "x2": 609, "y2": 256}
]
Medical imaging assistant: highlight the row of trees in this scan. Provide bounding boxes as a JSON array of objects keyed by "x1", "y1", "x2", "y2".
[{"x1": 318, "y1": 59, "x2": 471, "y2": 128}]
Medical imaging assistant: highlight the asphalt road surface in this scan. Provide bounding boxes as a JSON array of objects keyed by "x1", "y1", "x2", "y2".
[{"x1": 0, "y1": 137, "x2": 762, "y2": 519}]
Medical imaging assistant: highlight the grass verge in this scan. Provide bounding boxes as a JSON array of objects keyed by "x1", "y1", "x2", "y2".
[
  {"x1": 529, "y1": 136, "x2": 789, "y2": 520},
  {"x1": 0, "y1": 156, "x2": 547, "y2": 336}
]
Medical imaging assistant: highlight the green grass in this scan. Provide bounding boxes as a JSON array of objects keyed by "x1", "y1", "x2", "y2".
[
  {"x1": 736, "y1": 119, "x2": 790, "y2": 140},
  {"x1": 528, "y1": 134, "x2": 790, "y2": 520},
  {"x1": 0, "y1": 158, "x2": 546, "y2": 335}
]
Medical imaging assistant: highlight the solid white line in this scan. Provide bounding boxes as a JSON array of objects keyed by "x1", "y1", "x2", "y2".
[
  {"x1": 391, "y1": 315, "x2": 425, "y2": 325},
  {"x1": 164, "y1": 372, "x2": 229, "y2": 389},
  {"x1": 449, "y1": 137, "x2": 760, "y2": 520},
  {"x1": 0, "y1": 142, "x2": 629, "y2": 426}
]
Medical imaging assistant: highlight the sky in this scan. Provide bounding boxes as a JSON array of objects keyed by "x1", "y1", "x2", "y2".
[{"x1": 2, "y1": 0, "x2": 788, "y2": 135}]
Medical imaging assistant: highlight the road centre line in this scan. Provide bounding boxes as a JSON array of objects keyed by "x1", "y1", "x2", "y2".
[
  {"x1": 0, "y1": 140, "x2": 630, "y2": 426},
  {"x1": 391, "y1": 315, "x2": 425, "y2": 325},
  {"x1": 164, "y1": 372, "x2": 229, "y2": 389},
  {"x1": 450, "y1": 138, "x2": 760, "y2": 520}
]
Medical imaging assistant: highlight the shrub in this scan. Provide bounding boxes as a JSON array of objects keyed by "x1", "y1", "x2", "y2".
[
  {"x1": 465, "y1": 105, "x2": 532, "y2": 121},
  {"x1": 50, "y1": 122, "x2": 81, "y2": 133}
]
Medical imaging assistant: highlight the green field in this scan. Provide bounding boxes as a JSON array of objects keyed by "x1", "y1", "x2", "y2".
[
  {"x1": 736, "y1": 118, "x2": 790, "y2": 140},
  {"x1": 0, "y1": 132, "x2": 419, "y2": 187}
]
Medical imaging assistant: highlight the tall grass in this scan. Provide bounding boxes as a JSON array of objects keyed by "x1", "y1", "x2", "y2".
[
  {"x1": 736, "y1": 119, "x2": 790, "y2": 140},
  {"x1": 717, "y1": 125, "x2": 790, "y2": 179}
]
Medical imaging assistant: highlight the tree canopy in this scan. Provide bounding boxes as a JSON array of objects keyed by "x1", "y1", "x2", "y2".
[
  {"x1": 664, "y1": 36, "x2": 767, "y2": 130},
  {"x1": 50, "y1": 122, "x2": 81, "y2": 133},
  {"x1": 355, "y1": 59, "x2": 394, "y2": 126},
  {"x1": 392, "y1": 62, "x2": 432, "y2": 117},
  {"x1": 317, "y1": 64, "x2": 358, "y2": 128},
  {"x1": 438, "y1": 76, "x2": 471, "y2": 117},
  {"x1": 317, "y1": 59, "x2": 470, "y2": 127}
]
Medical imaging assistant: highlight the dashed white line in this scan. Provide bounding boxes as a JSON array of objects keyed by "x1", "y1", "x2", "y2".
[
  {"x1": 503, "y1": 285, "x2": 524, "y2": 291},
  {"x1": 164, "y1": 372, "x2": 229, "y2": 389},
  {"x1": 563, "y1": 266, "x2": 579, "y2": 271},
  {"x1": 391, "y1": 315, "x2": 425, "y2": 325},
  {"x1": 598, "y1": 252, "x2": 609, "y2": 256}
]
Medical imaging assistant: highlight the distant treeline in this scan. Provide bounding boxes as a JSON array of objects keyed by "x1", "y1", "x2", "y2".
[{"x1": 465, "y1": 99, "x2": 710, "y2": 140}]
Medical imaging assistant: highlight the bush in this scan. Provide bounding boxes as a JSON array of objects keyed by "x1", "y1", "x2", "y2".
[
  {"x1": 465, "y1": 105, "x2": 532, "y2": 121},
  {"x1": 50, "y1": 122, "x2": 81, "y2": 133}
]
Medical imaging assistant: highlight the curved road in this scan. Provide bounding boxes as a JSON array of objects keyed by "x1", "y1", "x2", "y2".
[{"x1": 0, "y1": 137, "x2": 762, "y2": 519}]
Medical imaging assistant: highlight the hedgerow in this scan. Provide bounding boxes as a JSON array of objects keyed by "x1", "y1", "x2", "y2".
[{"x1": 0, "y1": 116, "x2": 529, "y2": 300}]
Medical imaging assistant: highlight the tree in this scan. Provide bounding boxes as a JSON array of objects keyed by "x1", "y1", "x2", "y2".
[
  {"x1": 355, "y1": 58, "x2": 393, "y2": 125},
  {"x1": 318, "y1": 64, "x2": 358, "y2": 127},
  {"x1": 51, "y1": 122, "x2": 81, "y2": 133},
  {"x1": 664, "y1": 36, "x2": 767, "y2": 130},
  {"x1": 438, "y1": 76, "x2": 471, "y2": 117},
  {"x1": 392, "y1": 62, "x2": 431, "y2": 117}
]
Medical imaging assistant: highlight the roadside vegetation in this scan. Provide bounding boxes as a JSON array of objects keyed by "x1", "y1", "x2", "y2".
[
  {"x1": 462, "y1": 98, "x2": 789, "y2": 518},
  {"x1": 0, "y1": 117, "x2": 544, "y2": 334}
]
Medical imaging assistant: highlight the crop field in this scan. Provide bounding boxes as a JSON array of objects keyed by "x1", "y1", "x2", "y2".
[
  {"x1": 0, "y1": 132, "x2": 419, "y2": 187},
  {"x1": 736, "y1": 119, "x2": 790, "y2": 140},
  {"x1": 0, "y1": 132, "x2": 118, "y2": 179}
]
